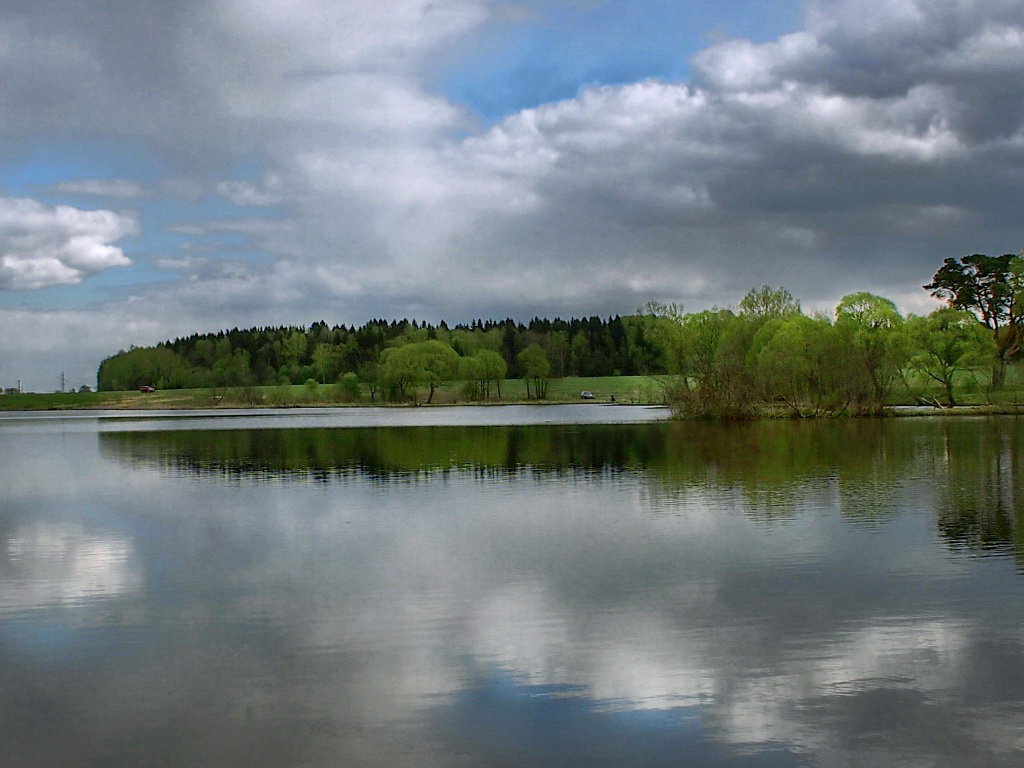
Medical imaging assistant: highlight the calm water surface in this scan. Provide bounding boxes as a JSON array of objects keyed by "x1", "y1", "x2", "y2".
[{"x1": 2, "y1": 408, "x2": 1022, "y2": 767}]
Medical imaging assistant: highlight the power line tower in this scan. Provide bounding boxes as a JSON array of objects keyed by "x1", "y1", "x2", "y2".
[{"x1": 60, "y1": 371, "x2": 66, "y2": 393}]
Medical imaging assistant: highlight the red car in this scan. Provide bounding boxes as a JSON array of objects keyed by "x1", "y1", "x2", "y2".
[{"x1": 139, "y1": 385, "x2": 156, "y2": 393}]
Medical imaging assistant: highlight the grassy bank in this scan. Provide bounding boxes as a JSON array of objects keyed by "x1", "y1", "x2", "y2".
[
  {"x1": 0, "y1": 375, "x2": 667, "y2": 411},
  {"x1": 5, "y1": 368, "x2": 1024, "y2": 414}
]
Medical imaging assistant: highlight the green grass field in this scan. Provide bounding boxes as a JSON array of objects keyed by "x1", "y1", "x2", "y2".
[
  {"x1": 4, "y1": 366, "x2": 1024, "y2": 412},
  {"x1": 0, "y1": 376, "x2": 672, "y2": 411},
  {"x1": 886, "y1": 363, "x2": 1024, "y2": 407}
]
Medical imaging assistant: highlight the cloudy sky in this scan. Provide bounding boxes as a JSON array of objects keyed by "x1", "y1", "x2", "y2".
[{"x1": 1, "y1": 0, "x2": 1023, "y2": 390}]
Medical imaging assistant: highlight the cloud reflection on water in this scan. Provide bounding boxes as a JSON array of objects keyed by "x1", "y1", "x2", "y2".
[{"x1": 1, "y1": 521, "x2": 142, "y2": 615}]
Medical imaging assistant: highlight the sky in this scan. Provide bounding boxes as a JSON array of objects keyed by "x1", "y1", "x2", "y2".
[{"x1": 1, "y1": 0, "x2": 1023, "y2": 391}]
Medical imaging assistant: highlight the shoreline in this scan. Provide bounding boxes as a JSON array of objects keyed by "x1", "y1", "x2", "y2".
[
  {"x1": 0, "y1": 398, "x2": 645, "y2": 413},
  {"x1": 1, "y1": 399, "x2": 1021, "y2": 419}
]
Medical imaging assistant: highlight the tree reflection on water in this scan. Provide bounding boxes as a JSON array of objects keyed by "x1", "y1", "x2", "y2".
[{"x1": 100, "y1": 418, "x2": 1024, "y2": 565}]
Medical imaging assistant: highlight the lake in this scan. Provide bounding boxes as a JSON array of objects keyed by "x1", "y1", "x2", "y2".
[{"x1": 2, "y1": 406, "x2": 1022, "y2": 767}]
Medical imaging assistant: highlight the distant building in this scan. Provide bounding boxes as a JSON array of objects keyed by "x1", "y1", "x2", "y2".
[{"x1": 3, "y1": 387, "x2": 20, "y2": 396}]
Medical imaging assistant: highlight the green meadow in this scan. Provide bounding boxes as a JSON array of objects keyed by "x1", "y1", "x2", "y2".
[
  {"x1": 0, "y1": 375, "x2": 663, "y2": 411},
  {"x1": 3, "y1": 368, "x2": 1024, "y2": 412}
]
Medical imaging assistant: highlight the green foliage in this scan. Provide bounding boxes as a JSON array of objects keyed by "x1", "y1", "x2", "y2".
[
  {"x1": 639, "y1": 302, "x2": 688, "y2": 374},
  {"x1": 379, "y1": 340, "x2": 459, "y2": 403},
  {"x1": 924, "y1": 254, "x2": 1019, "y2": 332},
  {"x1": 458, "y1": 355, "x2": 484, "y2": 400},
  {"x1": 282, "y1": 331, "x2": 308, "y2": 364},
  {"x1": 270, "y1": 381, "x2": 293, "y2": 406},
  {"x1": 906, "y1": 308, "x2": 996, "y2": 406},
  {"x1": 647, "y1": 285, "x2": 1000, "y2": 418},
  {"x1": 924, "y1": 252, "x2": 1024, "y2": 385},
  {"x1": 357, "y1": 361, "x2": 379, "y2": 402},
  {"x1": 231, "y1": 383, "x2": 263, "y2": 405},
  {"x1": 303, "y1": 378, "x2": 320, "y2": 402},
  {"x1": 517, "y1": 343, "x2": 550, "y2": 399},
  {"x1": 312, "y1": 343, "x2": 341, "y2": 384},
  {"x1": 98, "y1": 345, "x2": 191, "y2": 391},
  {"x1": 92, "y1": 258, "x2": 1019, "y2": 418},
  {"x1": 666, "y1": 309, "x2": 756, "y2": 418},
  {"x1": 216, "y1": 349, "x2": 253, "y2": 387},
  {"x1": 336, "y1": 372, "x2": 362, "y2": 403},
  {"x1": 835, "y1": 292, "x2": 910, "y2": 412},
  {"x1": 473, "y1": 349, "x2": 507, "y2": 400},
  {"x1": 415, "y1": 340, "x2": 461, "y2": 403},
  {"x1": 739, "y1": 285, "x2": 801, "y2": 320},
  {"x1": 378, "y1": 344, "x2": 424, "y2": 402},
  {"x1": 97, "y1": 315, "x2": 652, "y2": 392},
  {"x1": 754, "y1": 314, "x2": 847, "y2": 416}
]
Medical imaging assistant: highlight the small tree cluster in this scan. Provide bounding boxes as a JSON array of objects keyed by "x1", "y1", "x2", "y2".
[
  {"x1": 651, "y1": 285, "x2": 999, "y2": 418},
  {"x1": 923, "y1": 252, "x2": 1024, "y2": 386}
]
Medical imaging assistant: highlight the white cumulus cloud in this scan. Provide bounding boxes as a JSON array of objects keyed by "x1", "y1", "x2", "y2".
[{"x1": 0, "y1": 198, "x2": 137, "y2": 290}]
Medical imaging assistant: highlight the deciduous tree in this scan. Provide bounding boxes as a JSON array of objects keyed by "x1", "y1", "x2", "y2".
[
  {"x1": 739, "y1": 285, "x2": 800, "y2": 320},
  {"x1": 835, "y1": 292, "x2": 909, "y2": 411},
  {"x1": 473, "y1": 349, "x2": 507, "y2": 400},
  {"x1": 907, "y1": 308, "x2": 996, "y2": 406},
  {"x1": 518, "y1": 344, "x2": 550, "y2": 399}
]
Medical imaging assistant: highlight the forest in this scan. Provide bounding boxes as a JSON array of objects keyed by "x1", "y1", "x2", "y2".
[
  {"x1": 97, "y1": 315, "x2": 663, "y2": 396},
  {"x1": 96, "y1": 253, "x2": 1024, "y2": 414}
]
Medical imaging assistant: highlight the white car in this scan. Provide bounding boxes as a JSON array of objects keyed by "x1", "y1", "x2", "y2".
[{"x1": 580, "y1": 390, "x2": 596, "y2": 399}]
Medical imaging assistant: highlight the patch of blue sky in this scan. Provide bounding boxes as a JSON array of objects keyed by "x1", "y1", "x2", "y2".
[
  {"x1": 0, "y1": 134, "x2": 164, "y2": 198},
  {"x1": 224, "y1": 153, "x2": 271, "y2": 183},
  {"x1": 14, "y1": 248, "x2": 272, "y2": 311},
  {"x1": 137, "y1": 192, "x2": 273, "y2": 236},
  {"x1": 0, "y1": 267, "x2": 175, "y2": 311},
  {"x1": 0, "y1": 182, "x2": 282, "y2": 310},
  {"x1": 437, "y1": 0, "x2": 802, "y2": 122},
  {"x1": 81, "y1": 260, "x2": 177, "y2": 291},
  {"x1": 1, "y1": 135, "x2": 277, "y2": 204},
  {"x1": 1, "y1": 283, "x2": 102, "y2": 310}
]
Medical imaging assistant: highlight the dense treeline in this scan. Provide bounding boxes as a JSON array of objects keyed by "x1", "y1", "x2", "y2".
[
  {"x1": 97, "y1": 315, "x2": 664, "y2": 395},
  {"x1": 97, "y1": 252, "x2": 1023, "y2": 413}
]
